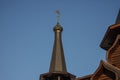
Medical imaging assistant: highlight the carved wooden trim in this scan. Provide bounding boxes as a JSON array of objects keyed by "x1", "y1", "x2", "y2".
[{"x1": 91, "y1": 60, "x2": 118, "y2": 80}]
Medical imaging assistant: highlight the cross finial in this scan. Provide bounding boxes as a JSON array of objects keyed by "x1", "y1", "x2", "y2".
[{"x1": 56, "y1": 10, "x2": 60, "y2": 23}]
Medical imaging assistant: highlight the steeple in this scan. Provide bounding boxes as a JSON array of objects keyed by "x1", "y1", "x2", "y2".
[
  {"x1": 40, "y1": 11, "x2": 75, "y2": 80},
  {"x1": 49, "y1": 11, "x2": 67, "y2": 73},
  {"x1": 115, "y1": 9, "x2": 120, "y2": 24},
  {"x1": 49, "y1": 22, "x2": 67, "y2": 73}
]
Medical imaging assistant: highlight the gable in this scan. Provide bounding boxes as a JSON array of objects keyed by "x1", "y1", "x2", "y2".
[{"x1": 92, "y1": 67, "x2": 116, "y2": 80}]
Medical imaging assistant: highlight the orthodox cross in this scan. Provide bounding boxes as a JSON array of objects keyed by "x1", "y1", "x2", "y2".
[{"x1": 56, "y1": 10, "x2": 60, "y2": 23}]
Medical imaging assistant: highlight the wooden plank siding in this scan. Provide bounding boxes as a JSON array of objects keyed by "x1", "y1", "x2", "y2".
[{"x1": 111, "y1": 45, "x2": 120, "y2": 69}]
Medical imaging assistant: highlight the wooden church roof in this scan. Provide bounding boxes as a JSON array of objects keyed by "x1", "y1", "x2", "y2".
[
  {"x1": 77, "y1": 10, "x2": 120, "y2": 80},
  {"x1": 91, "y1": 60, "x2": 120, "y2": 80},
  {"x1": 100, "y1": 10, "x2": 120, "y2": 50},
  {"x1": 77, "y1": 60, "x2": 120, "y2": 80}
]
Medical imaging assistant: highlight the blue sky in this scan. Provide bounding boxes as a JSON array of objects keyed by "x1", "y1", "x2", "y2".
[{"x1": 0, "y1": 0, "x2": 120, "y2": 80}]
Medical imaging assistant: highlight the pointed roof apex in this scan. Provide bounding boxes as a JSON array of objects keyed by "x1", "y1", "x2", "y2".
[{"x1": 115, "y1": 9, "x2": 120, "y2": 24}]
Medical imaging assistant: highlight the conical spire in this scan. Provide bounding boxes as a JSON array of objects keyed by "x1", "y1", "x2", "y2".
[
  {"x1": 115, "y1": 9, "x2": 120, "y2": 24},
  {"x1": 49, "y1": 22, "x2": 67, "y2": 73},
  {"x1": 40, "y1": 11, "x2": 75, "y2": 80}
]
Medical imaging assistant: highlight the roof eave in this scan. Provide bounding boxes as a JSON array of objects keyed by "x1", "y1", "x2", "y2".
[{"x1": 100, "y1": 24, "x2": 120, "y2": 50}]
